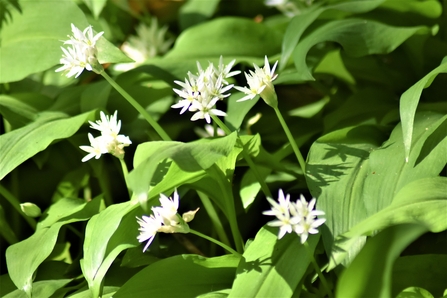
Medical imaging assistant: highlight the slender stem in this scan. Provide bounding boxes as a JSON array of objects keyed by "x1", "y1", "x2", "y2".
[
  {"x1": 0, "y1": 184, "x2": 36, "y2": 230},
  {"x1": 211, "y1": 115, "x2": 272, "y2": 198},
  {"x1": 304, "y1": 242, "x2": 333, "y2": 298},
  {"x1": 190, "y1": 229, "x2": 241, "y2": 257},
  {"x1": 273, "y1": 107, "x2": 306, "y2": 173},
  {"x1": 196, "y1": 191, "x2": 231, "y2": 246},
  {"x1": 119, "y1": 158, "x2": 132, "y2": 198},
  {"x1": 100, "y1": 72, "x2": 171, "y2": 141}
]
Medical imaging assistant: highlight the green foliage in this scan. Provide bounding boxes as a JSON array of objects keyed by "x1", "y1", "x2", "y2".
[{"x1": 1, "y1": 0, "x2": 446, "y2": 297}]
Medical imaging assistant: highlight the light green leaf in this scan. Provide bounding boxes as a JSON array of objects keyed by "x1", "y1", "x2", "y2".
[
  {"x1": 83, "y1": 0, "x2": 107, "y2": 19},
  {"x1": 293, "y1": 19, "x2": 428, "y2": 81},
  {"x1": 82, "y1": 201, "x2": 133, "y2": 298},
  {"x1": 128, "y1": 132, "x2": 237, "y2": 197},
  {"x1": 165, "y1": 17, "x2": 281, "y2": 59},
  {"x1": 0, "y1": 0, "x2": 88, "y2": 83},
  {"x1": 5, "y1": 198, "x2": 101, "y2": 296},
  {"x1": 399, "y1": 57, "x2": 447, "y2": 162},
  {"x1": 331, "y1": 177, "x2": 447, "y2": 269},
  {"x1": 0, "y1": 111, "x2": 92, "y2": 180},
  {"x1": 229, "y1": 226, "x2": 319, "y2": 298},
  {"x1": 336, "y1": 224, "x2": 427, "y2": 298},
  {"x1": 114, "y1": 255, "x2": 239, "y2": 297},
  {"x1": 4, "y1": 279, "x2": 72, "y2": 298},
  {"x1": 306, "y1": 124, "x2": 386, "y2": 266},
  {"x1": 280, "y1": 0, "x2": 385, "y2": 70}
]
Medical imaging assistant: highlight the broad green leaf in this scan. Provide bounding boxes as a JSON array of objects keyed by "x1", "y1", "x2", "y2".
[
  {"x1": 331, "y1": 177, "x2": 447, "y2": 269},
  {"x1": 179, "y1": 0, "x2": 220, "y2": 30},
  {"x1": 306, "y1": 124, "x2": 386, "y2": 266},
  {"x1": 80, "y1": 81, "x2": 111, "y2": 112},
  {"x1": 280, "y1": 0, "x2": 385, "y2": 70},
  {"x1": 114, "y1": 255, "x2": 239, "y2": 298},
  {"x1": 0, "y1": 93, "x2": 52, "y2": 128},
  {"x1": 0, "y1": 0, "x2": 87, "y2": 83},
  {"x1": 399, "y1": 57, "x2": 447, "y2": 162},
  {"x1": 3, "y1": 279, "x2": 72, "y2": 298},
  {"x1": 5, "y1": 197, "x2": 101, "y2": 296},
  {"x1": 293, "y1": 18, "x2": 428, "y2": 81},
  {"x1": 229, "y1": 226, "x2": 319, "y2": 298},
  {"x1": 128, "y1": 132, "x2": 237, "y2": 197},
  {"x1": 336, "y1": 224, "x2": 427, "y2": 298},
  {"x1": 392, "y1": 255, "x2": 447, "y2": 298},
  {"x1": 0, "y1": 111, "x2": 92, "y2": 180},
  {"x1": 225, "y1": 92, "x2": 260, "y2": 131},
  {"x1": 83, "y1": 0, "x2": 107, "y2": 19},
  {"x1": 363, "y1": 112, "x2": 447, "y2": 215},
  {"x1": 165, "y1": 17, "x2": 281, "y2": 59},
  {"x1": 81, "y1": 201, "x2": 133, "y2": 298},
  {"x1": 380, "y1": 0, "x2": 442, "y2": 19}
]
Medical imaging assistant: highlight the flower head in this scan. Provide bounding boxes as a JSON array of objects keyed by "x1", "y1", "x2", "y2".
[
  {"x1": 171, "y1": 57, "x2": 240, "y2": 123},
  {"x1": 235, "y1": 56, "x2": 278, "y2": 108},
  {"x1": 80, "y1": 111, "x2": 131, "y2": 161},
  {"x1": 56, "y1": 23, "x2": 104, "y2": 78},
  {"x1": 115, "y1": 18, "x2": 174, "y2": 71},
  {"x1": 136, "y1": 190, "x2": 199, "y2": 252},
  {"x1": 263, "y1": 189, "x2": 325, "y2": 243}
]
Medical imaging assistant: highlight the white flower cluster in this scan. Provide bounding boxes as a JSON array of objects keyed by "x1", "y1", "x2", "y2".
[
  {"x1": 263, "y1": 189, "x2": 326, "y2": 243},
  {"x1": 171, "y1": 57, "x2": 241, "y2": 123},
  {"x1": 136, "y1": 190, "x2": 199, "y2": 252},
  {"x1": 115, "y1": 18, "x2": 174, "y2": 72},
  {"x1": 79, "y1": 111, "x2": 132, "y2": 162},
  {"x1": 56, "y1": 23, "x2": 104, "y2": 78},
  {"x1": 235, "y1": 56, "x2": 278, "y2": 108}
]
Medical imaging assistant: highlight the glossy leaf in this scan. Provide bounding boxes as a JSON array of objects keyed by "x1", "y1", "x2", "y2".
[
  {"x1": 336, "y1": 224, "x2": 427, "y2": 298},
  {"x1": 399, "y1": 57, "x2": 447, "y2": 162},
  {"x1": 128, "y1": 132, "x2": 237, "y2": 197},
  {"x1": 114, "y1": 255, "x2": 239, "y2": 298},
  {"x1": 165, "y1": 17, "x2": 281, "y2": 59},
  {"x1": 293, "y1": 19, "x2": 427, "y2": 81},
  {"x1": 0, "y1": 111, "x2": 92, "y2": 180},
  {"x1": 229, "y1": 226, "x2": 319, "y2": 297},
  {"x1": 3, "y1": 279, "x2": 72, "y2": 298},
  {"x1": 280, "y1": 0, "x2": 385, "y2": 70},
  {"x1": 0, "y1": 0, "x2": 87, "y2": 83},
  {"x1": 331, "y1": 177, "x2": 447, "y2": 269}
]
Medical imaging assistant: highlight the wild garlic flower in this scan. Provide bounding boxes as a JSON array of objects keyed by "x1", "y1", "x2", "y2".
[
  {"x1": 136, "y1": 190, "x2": 199, "y2": 252},
  {"x1": 79, "y1": 111, "x2": 131, "y2": 162},
  {"x1": 171, "y1": 57, "x2": 240, "y2": 123},
  {"x1": 235, "y1": 56, "x2": 279, "y2": 108},
  {"x1": 263, "y1": 189, "x2": 326, "y2": 243},
  {"x1": 56, "y1": 23, "x2": 104, "y2": 78},
  {"x1": 115, "y1": 18, "x2": 174, "y2": 72}
]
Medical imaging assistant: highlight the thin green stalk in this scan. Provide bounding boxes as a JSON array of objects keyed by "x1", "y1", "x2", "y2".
[
  {"x1": 0, "y1": 184, "x2": 36, "y2": 230},
  {"x1": 196, "y1": 190, "x2": 231, "y2": 246},
  {"x1": 190, "y1": 229, "x2": 241, "y2": 257},
  {"x1": 304, "y1": 242, "x2": 333, "y2": 298},
  {"x1": 273, "y1": 107, "x2": 306, "y2": 173},
  {"x1": 100, "y1": 71, "x2": 171, "y2": 141},
  {"x1": 119, "y1": 158, "x2": 132, "y2": 198},
  {"x1": 211, "y1": 115, "x2": 272, "y2": 199}
]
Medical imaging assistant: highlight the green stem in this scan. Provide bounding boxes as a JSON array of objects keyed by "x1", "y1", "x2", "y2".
[
  {"x1": 100, "y1": 71, "x2": 171, "y2": 141},
  {"x1": 119, "y1": 158, "x2": 131, "y2": 198},
  {"x1": 304, "y1": 242, "x2": 333, "y2": 298},
  {"x1": 273, "y1": 107, "x2": 306, "y2": 173},
  {"x1": 0, "y1": 184, "x2": 36, "y2": 230},
  {"x1": 196, "y1": 191, "x2": 231, "y2": 247},
  {"x1": 211, "y1": 115, "x2": 272, "y2": 199},
  {"x1": 190, "y1": 229, "x2": 241, "y2": 257}
]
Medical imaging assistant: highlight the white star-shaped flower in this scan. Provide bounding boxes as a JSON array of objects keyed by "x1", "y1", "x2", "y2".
[{"x1": 136, "y1": 214, "x2": 163, "y2": 252}]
